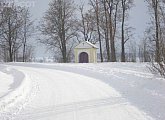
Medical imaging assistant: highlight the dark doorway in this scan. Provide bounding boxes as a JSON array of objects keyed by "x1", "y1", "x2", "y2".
[{"x1": 79, "y1": 52, "x2": 89, "y2": 63}]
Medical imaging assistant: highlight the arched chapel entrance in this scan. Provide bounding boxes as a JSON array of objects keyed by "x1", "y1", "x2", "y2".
[{"x1": 79, "y1": 52, "x2": 89, "y2": 63}]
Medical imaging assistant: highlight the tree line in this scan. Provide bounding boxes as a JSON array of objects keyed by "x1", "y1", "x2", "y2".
[
  {"x1": 0, "y1": 0, "x2": 165, "y2": 77},
  {"x1": 39, "y1": 0, "x2": 135, "y2": 63},
  {"x1": 38, "y1": 0, "x2": 165, "y2": 77},
  {"x1": 140, "y1": 0, "x2": 165, "y2": 77},
  {"x1": 0, "y1": 3, "x2": 34, "y2": 62}
]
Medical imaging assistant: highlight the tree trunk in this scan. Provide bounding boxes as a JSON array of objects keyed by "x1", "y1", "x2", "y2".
[
  {"x1": 23, "y1": 18, "x2": 27, "y2": 62},
  {"x1": 61, "y1": 3, "x2": 67, "y2": 63},
  {"x1": 121, "y1": 1, "x2": 126, "y2": 62},
  {"x1": 103, "y1": 0, "x2": 110, "y2": 62},
  {"x1": 107, "y1": 0, "x2": 117, "y2": 62},
  {"x1": 154, "y1": 0, "x2": 160, "y2": 62},
  {"x1": 23, "y1": 43, "x2": 26, "y2": 62},
  {"x1": 8, "y1": 17, "x2": 13, "y2": 62},
  {"x1": 96, "y1": 0, "x2": 103, "y2": 62}
]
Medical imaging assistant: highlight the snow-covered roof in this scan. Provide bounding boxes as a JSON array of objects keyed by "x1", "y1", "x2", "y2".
[{"x1": 75, "y1": 41, "x2": 98, "y2": 49}]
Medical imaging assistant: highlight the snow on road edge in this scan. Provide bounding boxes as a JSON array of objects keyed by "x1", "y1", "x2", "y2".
[{"x1": 0, "y1": 66, "x2": 34, "y2": 119}]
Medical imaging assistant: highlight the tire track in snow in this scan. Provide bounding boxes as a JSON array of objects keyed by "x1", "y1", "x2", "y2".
[
  {"x1": 0, "y1": 65, "x2": 40, "y2": 120},
  {"x1": 9, "y1": 66, "x2": 124, "y2": 120},
  {"x1": 14, "y1": 97, "x2": 127, "y2": 120},
  {"x1": 5, "y1": 64, "x2": 154, "y2": 120}
]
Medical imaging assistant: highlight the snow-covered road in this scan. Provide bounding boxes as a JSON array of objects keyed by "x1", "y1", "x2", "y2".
[{"x1": 0, "y1": 63, "x2": 164, "y2": 120}]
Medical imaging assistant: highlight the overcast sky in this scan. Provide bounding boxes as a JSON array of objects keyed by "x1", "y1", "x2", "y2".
[{"x1": 28, "y1": 0, "x2": 150, "y2": 57}]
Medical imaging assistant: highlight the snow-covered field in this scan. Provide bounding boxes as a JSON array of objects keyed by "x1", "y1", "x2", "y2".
[{"x1": 0, "y1": 63, "x2": 164, "y2": 120}]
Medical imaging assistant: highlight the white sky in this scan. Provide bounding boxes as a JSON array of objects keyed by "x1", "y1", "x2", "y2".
[{"x1": 28, "y1": 0, "x2": 150, "y2": 57}]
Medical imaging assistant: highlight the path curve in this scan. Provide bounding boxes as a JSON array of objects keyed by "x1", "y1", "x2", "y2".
[{"x1": 2, "y1": 65, "x2": 153, "y2": 120}]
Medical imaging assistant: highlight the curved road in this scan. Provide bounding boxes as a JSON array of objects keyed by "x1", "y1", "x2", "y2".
[{"x1": 2, "y1": 65, "x2": 153, "y2": 120}]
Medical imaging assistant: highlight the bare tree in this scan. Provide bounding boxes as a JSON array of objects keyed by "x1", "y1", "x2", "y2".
[
  {"x1": 126, "y1": 41, "x2": 136, "y2": 62},
  {"x1": 146, "y1": 0, "x2": 160, "y2": 62},
  {"x1": 120, "y1": 0, "x2": 134, "y2": 62},
  {"x1": 0, "y1": 2, "x2": 34, "y2": 62},
  {"x1": 0, "y1": 6, "x2": 23, "y2": 62},
  {"x1": 21, "y1": 8, "x2": 33, "y2": 62},
  {"x1": 145, "y1": 0, "x2": 165, "y2": 77},
  {"x1": 102, "y1": 0, "x2": 110, "y2": 61},
  {"x1": 77, "y1": 4, "x2": 97, "y2": 43},
  {"x1": 39, "y1": 0, "x2": 76, "y2": 63},
  {"x1": 138, "y1": 40, "x2": 151, "y2": 62},
  {"x1": 90, "y1": 0, "x2": 103, "y2": 62},
  {"x1": 102, "y1": 0, "x2": 120, "y2": 62},
  {"x1": 24, "y1": 45, "x2": 35, "y2": 62}
]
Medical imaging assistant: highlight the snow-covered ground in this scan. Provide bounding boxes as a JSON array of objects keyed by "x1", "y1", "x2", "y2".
[{"x1": 0, "y1": 63, "x2": 164, "y2": 120}]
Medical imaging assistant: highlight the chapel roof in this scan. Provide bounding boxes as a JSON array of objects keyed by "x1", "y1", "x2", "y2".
[{"x1": 75, "y1": 41, "x2": 98, "y2": 49}]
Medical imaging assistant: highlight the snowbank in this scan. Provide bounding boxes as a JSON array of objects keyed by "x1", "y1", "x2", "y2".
[
  {"x1": 0, "y1": 70, "x2": 13, "y2": 98},
  {"x1": 0, "y1": 65, "x2": 32, "y2": 119}
]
